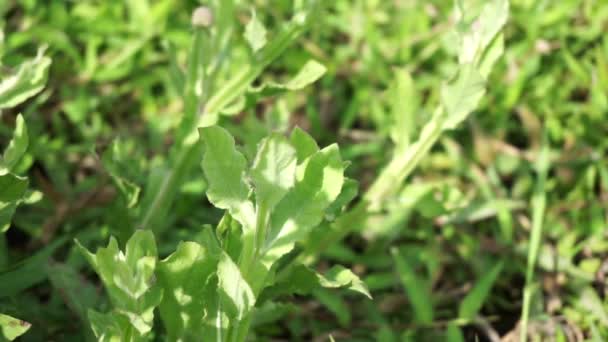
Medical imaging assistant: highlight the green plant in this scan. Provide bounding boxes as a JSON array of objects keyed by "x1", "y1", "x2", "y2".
[
  {"x1": 4, "y1": 0, "x2": 608, "y2": 340},
  {"x1": 74, "y1": 1, "x2": 370, "y2": 341},
  {"x1": 0, "y1": 37, "x2": 50, "y2": 340},
  {"x1": 304, "y1": 0, "x2": 509, "y2": 262},
  {"x1": 78, "y1": 125, "x2": 370, "y2": 341}
]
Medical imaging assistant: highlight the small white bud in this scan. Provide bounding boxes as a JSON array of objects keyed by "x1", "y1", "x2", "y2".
[{"x1": 192, "y1": 7, "x2": 213, "y2": 28}]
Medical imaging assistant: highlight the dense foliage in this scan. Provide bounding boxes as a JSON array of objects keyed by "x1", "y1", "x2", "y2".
[{"x1": 1, "y1": 0, "x2": 607, "y2": 341}]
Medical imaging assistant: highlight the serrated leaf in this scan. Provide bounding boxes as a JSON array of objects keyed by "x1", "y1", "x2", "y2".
[
  {"x1": 244, "y1": 10, "x2": 267, "y2": 53},
  {"x1": 249, "y1": 60, "x2": 327, "y2": 98},
  {"x1": 459, "y1": 261, "x2": 504, "y2": 320},
  {"x1": 199, "y1": 126, "x2": 255, "y2": 230},
  {"x1": 76, "y1": 231, "x2": 162, "y2": 338},
  {"x1": 319, "y1": 265, "x2": 372, "y2": 299},
  {"x1": 157, "y1": 241, "x2": 219, "y2": 341},
  {"x1": 0, "y1": 48, "x2": 51, "y2": 109},
  {"x1": 0, "y1": 114, "x2": 28, "y2": 175},
  {"x1": 87, "y1": 310, "x2": 130, "y2": 342},
  {"x1": 251, "y1": 133, "x2": 297, "y2": 210},
  {"x1": 101, "y1": 141, "x2": 141, "y2": 208},
  {"x1": 263, "y1": 144, "x2": 344, "y2": 266},
  {"x1": 0, "y1": 313, "x2": 31, "y2": 341},
  {"x1": 458, "y1": 0, "x2": 509, "y2": 65},
  {"x1": 325, "y1": 178, "x2": 359, "y2": 219},
  {"x1": 217, "y1": 252, "x2": 255, "y2": 320},
  {"x1": 263, "y1": 263, "x2": 371, "y2": 299},
  {"x1": 441, "y1": 63, "x2": 486, "y2": 130}
]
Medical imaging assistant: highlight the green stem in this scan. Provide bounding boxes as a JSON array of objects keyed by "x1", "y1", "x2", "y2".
[
  {"x1": 0, "y1": 233, "x2": 7, "y2": 270},
  {"x1": 520, "y1": 139, "x2": 550, "y2": 342},
  {"x1": 364, "y1": 106, "x2": 444, "y2": 208},
  {"x1": 203, "y1": 16, "x2": 309, "y2": 121},
  {"x1": 137, "y1": 25, "x2": 210, "y2": 232}
]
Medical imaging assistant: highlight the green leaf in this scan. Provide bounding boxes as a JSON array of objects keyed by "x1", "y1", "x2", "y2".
[
  {"x1": 250, "y1": 133, "x2": 297, "y2": 210},
  {"x1": 217, "y1": 252, "x2": 255, "y2": 320},
  {"x1": 244, "y1": 10, "x2": 267, "y2": 53},
  {"x1": 0, "y1": 47, "x2": 51, "y2": 109},
  {"x1": 440, "y1": 63, "x2": 486, "y2": 130},
  {"x1": 0, "y1": 313, "x2": 31, "y2": 341},
  {"x1": 0, "y1": 174, "x2": 28, "y2": 232},
  {"x1": 249, "y1": 60, "x2": 327, "y2": 98},
  {"x1": 459, "y1": 261, "x2": 504, "y2": 320},
  {"x1": 87, "y1": 310, "x2": 130, "y2": 342},
  {"x1": 478, "y1": 33, "x2": 505, "y2": 79},
  {"x1": 389, "y1": 69, "x2": 417, "y2": 148},
  {"x1": 446, "y1": 323, "x2": 465, "y2": 342},
  {"x1": 392, "y1": 248, "x2": 434, "y2": 324},
  {"x1": 0, "y1": 114, "x2": 28, "y2": 175},
  {"x1": 157, "y1": 241, "x2": 219, "y2": 341},
  {"x1": 319, "y1": 265, "x2": 372, "y2": 299},
  {"x1": 199, "y1": 126, "x2": 255, "y2": 230},
  {"x1": 289, "y1": 127, "x2": 319, "y2": 162},
  {"x1": 101, "y1": 141, "x2": 141, "y2": 208},
  {"x1": 263, "y1": 263, "x2": 371, "y2": 299},
  {"x1": 76, "y1": 231, "x2": 162, "y2": 337},
  {"x1": 325, "y1": 178, "x2": 359, "y2": 219},
  {"x1": 203, "y1": 6, "x2": 313, "y2": 121},
  {"x1": 263, "y1": 144, "x2": 345, "y2": 266},
  {"x1": 457, "y1": 0, "x2": 509, "y2": 65}
]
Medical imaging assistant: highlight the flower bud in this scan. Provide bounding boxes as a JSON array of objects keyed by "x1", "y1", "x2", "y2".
[{"x1": 192, "y1": 6, "x2": 213, "y2": 28}]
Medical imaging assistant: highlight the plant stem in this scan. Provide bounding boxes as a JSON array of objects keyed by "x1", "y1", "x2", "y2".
[
  {"x1": 365, "y1": 106, "x2": 444, "y2": 208},
  {"x1": 520, "y1": 137, "x2": 550, "y2": 341},
  {"x1": 137, "y1": 25, "x2": 210, "y2": 232}
]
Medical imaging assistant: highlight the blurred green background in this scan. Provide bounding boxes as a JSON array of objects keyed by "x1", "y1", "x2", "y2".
[{"x1": 1, "y1": 0, "x2": 607, "y2": 340}]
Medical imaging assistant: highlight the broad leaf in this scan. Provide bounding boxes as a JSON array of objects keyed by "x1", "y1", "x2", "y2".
[
  {"x1": 87, "y1": 310, "x2": 132, "y2": 342},
  {"x1": 457, "y1": 0, "x2": 509, "y2": 65},
  {"x1": 217, "y1": 252, "x2": 255, "y2": 320},
  {"x1": 289, "y1": 127, "x2": 319, "y2": 162},
  {"x1": 263, "y1": 263, "x2": 371, "y2": 299},
  {"x1": 250, "y1": 133, "x2": 297, "y2": 211},
  {"x1": 263, "y1": 144, "x2": 345, "y2": 266},
  {"x1": 0, "y1": 174, "x2": 28, "y2": 232},
  {"x1": 249, "y1": 60, "x2": 327, "y2": 98},
  {"x1": 199, "y1": 126, "x2": 255, "y2": 229},
  {"x1": 101, "y1": 141, "x2": 141, "y2": 208},
  {"x1": 0, "y1": 114, "x2": 28, "y2": 175},
  {"x1": 244, "y1": 10, "x2": 267, "y2": 53},
  {"x1": 76, "y1": 231, "x2": 162, "y2": 338},
  {"x1": 157, "y1": 241, "x2": 219, "y2": 341},
  {"x1": 0, "y1": 313, "x2": 31, "y2": 341},
  {"x1": 0, "y1": 48, "x2": 51, "y2": 109},
  {"x1": 440, "y1": 63, "x2": 486, "y2": 130}
]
